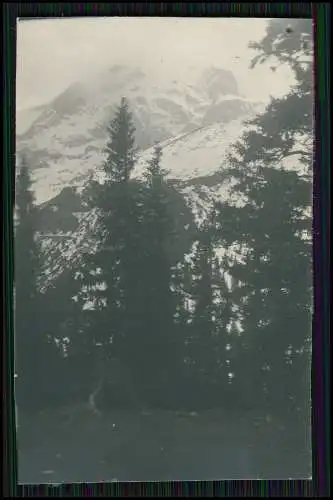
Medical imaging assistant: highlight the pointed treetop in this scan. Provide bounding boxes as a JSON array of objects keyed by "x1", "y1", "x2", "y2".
[
  {"x1": 144, "y1": 144, "x2": 169, "y2": 188},
  {"x1": 104, "y1": 97, "x2": 137, "y2": 183},
  {"x1": 16, "y1": 154, "x2": 35, "y2": 211}
]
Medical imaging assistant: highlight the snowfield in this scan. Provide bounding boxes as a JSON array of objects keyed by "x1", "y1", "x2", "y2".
[{"x1": 22, "y1": 117, "x2": 257, "y2": 207}]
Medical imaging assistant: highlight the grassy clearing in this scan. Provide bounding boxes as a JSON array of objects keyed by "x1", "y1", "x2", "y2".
[{"x1": 17, "y1": 406, "x2": 311, "y2": 483}]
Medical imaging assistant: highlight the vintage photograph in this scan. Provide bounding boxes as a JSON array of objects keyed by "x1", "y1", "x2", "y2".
[{"x1": 15, "y1": 17, "x2": 313, "y2": 483}]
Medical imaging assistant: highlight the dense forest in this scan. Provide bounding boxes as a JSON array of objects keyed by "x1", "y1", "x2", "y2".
[{"x1": 15, "y1": 19, "x2": 312, "y2": 451}]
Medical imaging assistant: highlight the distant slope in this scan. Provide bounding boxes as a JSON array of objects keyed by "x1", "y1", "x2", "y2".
[
  {"x1": 16, "y1": 104, "x2": 46, "y2": 135},
  {"x1": 23, "y1": 115, "x2": 260, "y2": 207}
]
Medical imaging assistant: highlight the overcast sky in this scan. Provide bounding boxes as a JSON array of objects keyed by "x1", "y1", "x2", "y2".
[{"x1": 16, "y1": 17, "x2": 295, "y2": 111}]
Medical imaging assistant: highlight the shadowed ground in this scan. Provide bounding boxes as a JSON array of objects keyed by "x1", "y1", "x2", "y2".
[{"x1": 17, "y1": 407, "x2": 311, "y2": 484}]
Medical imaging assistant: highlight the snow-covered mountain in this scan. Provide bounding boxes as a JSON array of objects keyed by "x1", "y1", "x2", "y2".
[
  {"x1": 16, "y1": 65, "x2": 268, "y2": 291},
  {"x1": 32, "y1": 118, "x2": 251, "y2": 292},
  {"x1": 17, "y1": 65, "x2": 264, "y2": 205}
]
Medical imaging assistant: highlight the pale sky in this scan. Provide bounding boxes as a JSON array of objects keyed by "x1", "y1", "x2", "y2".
[{"x1": 16, "y1": 17, "x2": 295, "y2": 111}]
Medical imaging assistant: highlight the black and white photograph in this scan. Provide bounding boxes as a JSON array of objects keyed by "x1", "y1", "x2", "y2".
[{"x1": 15, "y1": 17, "x2": 313, "y2": 483}]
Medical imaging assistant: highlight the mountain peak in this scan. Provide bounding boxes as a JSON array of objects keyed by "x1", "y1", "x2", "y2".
[{"x1": 199, "y1": 66, "x2": 239, "y2": 101}]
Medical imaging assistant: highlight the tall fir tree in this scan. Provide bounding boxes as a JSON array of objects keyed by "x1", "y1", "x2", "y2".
[
  {"x1": 14, "y1": 155, "x2": 44, "y2": 408},
  {"x1": 137, "y1": 145, "x2": 184, "y2": 408},
  {"x1": 103, "y1": 97, "x2": 138, "y2": 183},
  {"x1": 142, "y1": 145, "x2": 173, "y2": 320},
  {"x1": 80, "y1": 98, "x2": 147, "y2": 407},
  {"x1": 215, "y1": 20, "x2": 312, "y2": 425}
]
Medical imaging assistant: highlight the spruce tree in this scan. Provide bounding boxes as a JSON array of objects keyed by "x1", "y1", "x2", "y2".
[
  {"x1": 104, "y1": 97, "x2": 137, "y2": 183},
  {"x1": 14, "y1": 155, "x2": 43, "y2": 408},
  {"x1": 215, "y1": 20, "x2": 312, "y2": 424},
  {"x1": 80, "y1": 98, "x2": 145, "y2": 407},
  {"x1": 15, "y1": 157, "x2": 40, "y2": 303},
  {"x1": 138, "y1": 145, "x2": 183, "y2": 407}
]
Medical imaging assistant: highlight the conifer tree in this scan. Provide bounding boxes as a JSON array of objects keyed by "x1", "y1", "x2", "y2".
[
  {"x1": 138, "y1": 145, "x2": 183, "y2": 407},
  {"x1": 14, "y1": 155, "x2": 43, "y2": 407},
  {"x1": 15, "y1": 157, "x2": 40, "y2": 303},
  {"x1": 216, "y1": 20, "x2": 313, "y2": 420},
  {"x1": 104, "y1": 97, "x2": 137, "y2": 183},
  {"x1": 188, "y1": 212, "x2": 232, "y2": 407},
  {"x1": 80, "y1": 98, "x2": 146, "y2": 406}
]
